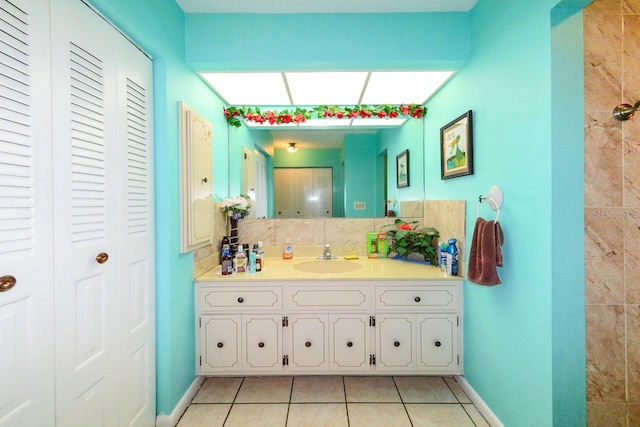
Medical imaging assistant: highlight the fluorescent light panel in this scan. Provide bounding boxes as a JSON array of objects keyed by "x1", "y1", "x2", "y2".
[
  {"x1": 362, "y1": 71, "x2": 454, "y2": 104},
  {"x1": 286, "y1": 72, "x2": 368, "y2": 105},
  {"x1": 200, "y1": 72, "x2": 290, "y2": 105}
]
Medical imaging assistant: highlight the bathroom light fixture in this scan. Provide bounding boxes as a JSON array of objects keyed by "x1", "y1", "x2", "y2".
[{"x1": 287, "y1": 142, "x2": 298, "y2": 153}]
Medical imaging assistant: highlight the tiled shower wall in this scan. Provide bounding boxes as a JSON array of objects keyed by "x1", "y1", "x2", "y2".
[
  {"x1": 193, "y1": 200, "x2": 466, "y2": 277},
  {"x1": 584, "y1": 1, "x2": 640, "y2": 424}
]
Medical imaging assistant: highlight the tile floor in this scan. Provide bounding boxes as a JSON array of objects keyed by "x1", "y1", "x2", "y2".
[{"x1": 177, "y1": 376, "x2": 491, "y2": 427}]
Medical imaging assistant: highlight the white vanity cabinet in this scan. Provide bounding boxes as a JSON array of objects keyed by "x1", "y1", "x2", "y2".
[{"x1": 195, "y1": 279, "x2": 462, "y2": 376}]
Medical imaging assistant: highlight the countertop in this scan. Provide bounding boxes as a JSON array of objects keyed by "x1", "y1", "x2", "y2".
[{"x1": 195, "y1": 256, "x2": 461, "y2": 282}]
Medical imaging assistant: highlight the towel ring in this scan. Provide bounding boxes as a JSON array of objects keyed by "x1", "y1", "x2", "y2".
[{"x1": 477, "y1": 186, "x2": 503, "y2": 222}]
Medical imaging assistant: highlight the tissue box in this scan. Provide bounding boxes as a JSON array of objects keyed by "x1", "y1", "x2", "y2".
[{"x1": 367, "y1": 232, "x2": 388, "y2": 258}]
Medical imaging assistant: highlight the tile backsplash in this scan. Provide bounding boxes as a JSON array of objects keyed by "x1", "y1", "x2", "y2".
[{"x1": 193, "y1": 200, "x2": 466, "y2": 278}]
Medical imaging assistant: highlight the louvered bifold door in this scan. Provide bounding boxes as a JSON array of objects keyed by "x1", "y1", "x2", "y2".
[
  {"x1": 116, "y1": 33, "x2": 155, "y2": 427},
  {"x1": 50, "y1": 0, "x2": 119, "y2": 425},
  {"x1": 0, "y1": 0, "x2": 55, "y2": 425}
]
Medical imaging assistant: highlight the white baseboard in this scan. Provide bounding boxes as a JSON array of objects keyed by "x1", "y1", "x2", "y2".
[
  {"x1": 454, "y1": 375, "x2": 504, "y2": 427},
  {"x1": 156, "y1": 376, "x2": 205, "y2": 427}
]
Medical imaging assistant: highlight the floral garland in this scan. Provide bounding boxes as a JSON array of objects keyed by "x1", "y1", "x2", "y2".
[{"x1": 223, "y1": 104, "x2": 427, "y2": 128}]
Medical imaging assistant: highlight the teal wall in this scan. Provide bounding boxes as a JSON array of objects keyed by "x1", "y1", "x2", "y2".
[
  {"x1": 343, "y1": 134, "x2": 379, "y2": 217},
  {"x1": 83, "y1": 1, "x2": 589, "y2": 424},
  {"x1": 84, "y1": 0, "x2": 229, "y2": 415},
  {"x1": 422, "y1": 1, "x2": 588, "y2": 425},
  {"x1": 273, "y1": 149, "x2": 345, "y2": 217}
]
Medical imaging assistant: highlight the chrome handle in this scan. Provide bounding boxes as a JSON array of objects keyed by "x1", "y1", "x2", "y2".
[
  {"x1": 95, "y1": 252, "x2": 109, "y2": 264},
  {"x1": 0, "y1": 275, "x2": 17, "y2": 292}
]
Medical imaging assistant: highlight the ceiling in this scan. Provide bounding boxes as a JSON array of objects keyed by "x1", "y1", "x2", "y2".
[{"x1": 175, "y1": 0, "x2": 478, "y2": 14}]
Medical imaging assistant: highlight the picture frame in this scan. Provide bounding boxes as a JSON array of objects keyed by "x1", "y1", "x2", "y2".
[
  {"x1": 396, "y1": 149, "x2": 410, "y2": 188},
  {"x1": 440, "y1": 110, "x2": 473, "y2": 179}
]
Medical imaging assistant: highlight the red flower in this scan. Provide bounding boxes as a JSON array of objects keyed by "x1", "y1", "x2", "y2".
[
  {"x1": 294, "y1": 113, "x2": 306, "y2": 124},
  {"x1": 279, "y1": 114, "x2": 293, "y2": 124},
  {"x1": 377, "y1": 110, "x2": 387, "y2": 118},
  {"x1": 360, "y1": 109, "x2": 371, "y2": 118},
  {"x1": 224, "y1": 108, "x2": 231, "y2": 119},
  {"x1": 265, "y1": 111, "x2": 277, "y2": 124},
  {"x1": 411, "y1": 107, "x2": 424, "y2": 118},
  {"x1": 389, "y1": 111, "x2": 399, "y2": 119},
  {"x1": 254, "y1": 115, "x2": 265, "y2": 124},
  {"x1": 400, "y1": 105, "x2": 411, "y2": 115},
  {"x1": 399, "y1": 223, "x2": 413, "y2": 231},
  {"x1": 336, "y1": 111, "x2": 344, "y2": 119},
  {"x1": 348, "y1": 110, "x2": 359, "y2": 119},
  {"x1": 323, "y1": 109, "x2": 335, "y2": 118}
]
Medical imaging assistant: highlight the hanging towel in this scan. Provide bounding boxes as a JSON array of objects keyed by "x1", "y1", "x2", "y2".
[{"x1": 467, "y1": 217, "x2": 504, "y2": 286}]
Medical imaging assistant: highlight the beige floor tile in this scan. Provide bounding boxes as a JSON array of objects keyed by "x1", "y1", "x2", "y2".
[
  {"x1": 235, "y1": 376, "x2": 293, "y2": 403},
  {"x1": 287, "y1": 403, "x2": 349, "y2": 427},
  {"x1": 176, "y1": 404, "x2": 230, "y2": 427},
  {"x1": 347, "y1": 403, "x2": 412, "y2": 427},
  {"x1": 224, "y1": 403, "x2": 288, "y2": 427},
  {"x1": 291, "y1": 376, "x2": 345, "y2": 403},
  {"x1": 462, "y1": 404, "x2": 490, "y2": 427},
  {"x1": 405, "y1": 403, "x2": 475, "y2": 427},
  {"x1": 344, "y1": 376, "x2": 401, "y2": 402},
  {"x1": 192, "y1": 377, "x2": 243, "y2": 403},
  {"x1": 443, "y1": 376, "x2": 472, "y2": 403},
  {"x1": 394, "y1": 376, "x2": 457, "y2": 403}
]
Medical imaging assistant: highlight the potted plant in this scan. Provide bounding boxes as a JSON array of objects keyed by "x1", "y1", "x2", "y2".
[{"x1": 384, "y1": 219, "x2": 439, "y2": 264}]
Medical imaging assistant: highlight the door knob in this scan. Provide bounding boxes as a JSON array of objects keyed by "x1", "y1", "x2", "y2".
[
  {"x1": 394, "y1": 341, "x2": 400, "y2": 347},
  {"x1": 435, "y1": 341, "x2": 442, "y2": 347},
  {"x1": 347, "y1": 341, "x2": 353, "y2": 347},
  {"x1": 0, "y1": 275, "x2": 16, "y2": 292},
  {"x1": 258, "y1": 342, "x2": 265, "y2": 348},
  {"x1": 217, "y1": 342, "x2": 224, "y2": 348},
  {"x1": 305, "y1": 341, "x2": 312, "y2": 347},
  {"x1": 202, "y1": 177, "x2": 208, "y2": 183},
  {"x1": 95, "y1": 252, "x2": 109, "y2": 264}
]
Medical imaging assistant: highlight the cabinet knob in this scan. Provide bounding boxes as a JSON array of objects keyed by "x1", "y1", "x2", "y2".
[
  {"x1": 435, "y1": 341, "x2": 442, "y2": 347},
  {"x1": 414, "y1": 296, "x2": 421, "y2": 303},
  {"x1": 346, "y1": 341, "x2": 353, "y2": 348},
  {"x1": 95, "y1": 252, "x2": 109, "y2": 264},
  {"x1": 394, "y1": 341, "x2": 400, "y2": 347},
  {"x1": 202, "y1": 177, "x2": 208, "y2": 183},
  {"x1": 217, "y1": 342, "x2": 224, "y2": 348},
  {"x1": 237, "y1": 297, "x2": 244, "y2": 303},
  {"x1": 0, "y1": 275, "x2": 17, "y2": 292},
  {"x1": 258, "y1": 342, "x2": 265, "y2": 348},
  {"x1": 297, "y1": 211, "x2": 301, "y2": 214},
  {"x1": 305, "y1": 341, "x2": 312, "y2": 348}
]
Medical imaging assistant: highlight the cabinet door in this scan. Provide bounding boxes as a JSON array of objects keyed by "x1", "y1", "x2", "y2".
[
  {"x1": 376, "y1": 315, "x2": 415, "y2": 371},
  {"x1": 313, "y1": 168, "x2": 332, "y2": 217},
  {"x1": 0, "y1": 0, "x2": 55, "y2": 425},
  {"x1": 330, "y1": 315, "x2": 369, "y2": 371},
  {"x1": 273, "y1": 168, "x2": 294, "y2": 218},
  {"x1": 417, "y1": 314, "x2": 458, "y2": 372},
  {"x1": 243, "y1": 315, "x2": 282, "y2": 371},
  {"x1": 288, "y1": 315, "x2": 329, "y2": 370},
  {"x1": 200, "y1": 315, "x2": 242, "y2": 373}
]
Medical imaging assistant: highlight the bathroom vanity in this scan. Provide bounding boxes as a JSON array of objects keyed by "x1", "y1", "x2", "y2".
[{"x1": 195, "y1": 257, "x2": 463, "y2": 376}]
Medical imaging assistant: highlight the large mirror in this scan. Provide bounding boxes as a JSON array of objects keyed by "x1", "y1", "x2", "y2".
[{"x1": 228, "y1": 119, "x2": 426, "y2": 219}]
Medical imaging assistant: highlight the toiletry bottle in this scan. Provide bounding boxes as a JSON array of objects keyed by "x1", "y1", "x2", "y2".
[
  {"x1": 439, "y1": 243, "x2": 448, "y2": 272},
  {"x1": 220, "y1": 236, "x2": 230, "y2": 264},
  {"x1": 257, "y1": 241, "x2": 265, "y2": 270},
  {"x1": 253, "y1": 243, "x2": 262, "y2": 272},
  {"x1": 235, "y1": 244, "x2": 246, "y2": 273},
  {"x1": 249, "y1": 252, "x2": 257, "y2": 274},
  {"x1": 283, "y1": 238, "x2": 293, "y2": 259},
  {"x1": 221, "y1": 247, "x2": 233, "y2": 275},
  {"x1": 446, "y1": 238, "x2": 458, "y2": 276}
]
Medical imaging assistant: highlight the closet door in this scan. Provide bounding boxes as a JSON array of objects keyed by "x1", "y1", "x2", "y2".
[
  {"x1": 50, "y1": 0, "x2": 120, "y2": 425},
  {"x1": 0, "y1": 0, "x2": 55, "y2": 425},
  {"x1": 116, "y1": 33, "x2": 155, "y2": 427}
]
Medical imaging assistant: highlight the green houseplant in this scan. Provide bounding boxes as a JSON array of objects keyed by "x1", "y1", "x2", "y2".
[{"x1": 384, "y1": 219, "x2": 440, "y2": 264}]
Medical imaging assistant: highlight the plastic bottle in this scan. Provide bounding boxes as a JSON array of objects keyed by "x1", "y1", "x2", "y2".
[
  {"x1": 221, "y1": 247, "x2": 233, "y2": 276},
  {"x1": 446, "y1": 238, "x2": 458, "y2": 276},
  {"x1": 439, "y1": 243, "x2": 449, "y2": 271},
  {"x1": 249, "y1": 252, "x2": 257, "y2": 274},
  {"x1": 257, "y1": 241, "x2": 265, "y2": 271},
  {"x1": 283, "y1": 238, "x2": 293, "y2": 259},
  {"x1": 235, "y1": 244, "x2": 247, "y2": 273}
]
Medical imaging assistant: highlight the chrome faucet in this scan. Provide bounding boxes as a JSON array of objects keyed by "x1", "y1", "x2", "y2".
[{"x1": 319, "y1": 243, "x2": 336, "y2": 260}]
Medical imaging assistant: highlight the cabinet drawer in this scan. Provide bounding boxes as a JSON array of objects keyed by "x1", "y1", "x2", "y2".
[
  {"x1": 375, "y1": 286, "x2": 459, "y2": 311},
  {"x1": 199, "y1": 287, "x2": 282, "y2": 311},
  {"x1": 287, "y1": 286, "x2": 368, "y2": 310}
]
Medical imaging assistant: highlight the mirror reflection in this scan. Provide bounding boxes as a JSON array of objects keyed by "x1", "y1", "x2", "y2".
[{"x1": 228, "y1": 120, "x2": 425, "y2": 219}]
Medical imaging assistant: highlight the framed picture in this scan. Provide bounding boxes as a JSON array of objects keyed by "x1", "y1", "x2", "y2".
[
  {"x1": 396, "y1": 149, "x2": 410, "y2": 188},
  {"x1": 440, "y1": 110, "x2": 473, "y2": 179}
]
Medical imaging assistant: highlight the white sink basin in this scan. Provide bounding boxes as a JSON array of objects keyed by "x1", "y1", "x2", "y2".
[{"x1": 293, "y1": 260, "x2": 362, "y2": 274}]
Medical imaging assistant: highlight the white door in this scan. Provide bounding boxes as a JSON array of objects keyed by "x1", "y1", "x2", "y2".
[
  {"x1": 376, "y1": 315, "x2": 416, "y2": 371},
  {"x1": 253, "y1": 150, "x2": 267, "y2": 219},
  {"x1": 51, "y1": 0, "x2": 120, "y2": 424},
  {"x1": 116, "y1": 34, "x2": 155, "y2": 427},
  {"x1": 329, "y1": 315, "x2": 369, "y2": 371},
  {"x1": 293, "y1": 169, "x2": 313, "y2": 217},
  {"x1": 313, "y1": 168, "x2": 332, "y2": 217},
  {"x1": 417, "y1": 314, "x2": 457, "y2": 371},
  {"x1": 243, "y1": 315, "x2": 282, "y2": 371},
  {"x1": 288, "y1": 315, "x2": 328, "y2": 371},
  {"x1": 274, "y1": 168, "x2": 294, "y2": 218},
  {"x1": 0, "y1": 0, "x2": 55, "y2": 425},
  {"x1": 200, "y1": 315, "x2": 242, "y2": 373}
]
